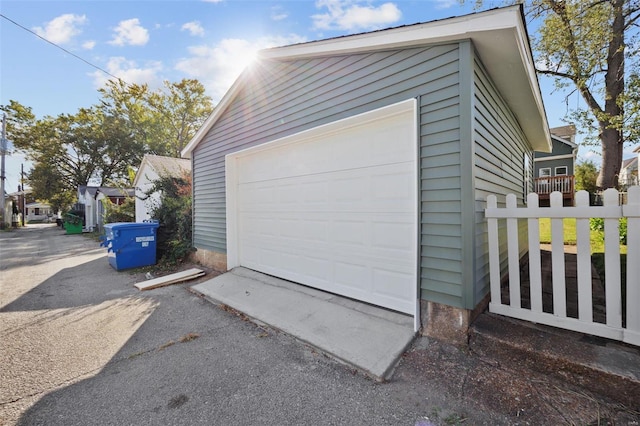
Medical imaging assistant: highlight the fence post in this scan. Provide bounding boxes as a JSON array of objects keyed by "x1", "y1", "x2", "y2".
[
  {"x1": 625, "y1": 186, "x2": 640, "y2": 342},
  {"x1": 486, "y1": 195, "x2": 501, "y2": 309},
  {"x1": 603, "y1": 188, "x2": 622, "y2": 328},
  {"x1": 550, "y1": 192, "x2": 566, "y2": 317}
]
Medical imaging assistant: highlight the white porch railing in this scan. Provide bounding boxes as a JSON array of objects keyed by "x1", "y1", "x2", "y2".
[{"x1": 485, "y1": 187, "x2": 640, "y2": 346}]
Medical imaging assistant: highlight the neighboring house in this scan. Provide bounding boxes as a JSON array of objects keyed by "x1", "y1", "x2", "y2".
[
  {"x1": 181, "y1": 6, "x2": 551, "y2": 342},
  {"x1": 78, "y1": 185, "x2": 134, "y2": 231},
  {"x1": 8, "y1": 188, "x2": 34, "y2": 226},
  {"x1": 25, "y1": 202, "x2": 53, "y2": 222},
  {"x1": 133, "y1": 154, "x2": 191, "y2": 223},
  {"x1": 533, "y1": 125, "x2": 578, "y2": 206},
  {"x1": 619, "y1": 148, "x2": 639, "y2": 189}
]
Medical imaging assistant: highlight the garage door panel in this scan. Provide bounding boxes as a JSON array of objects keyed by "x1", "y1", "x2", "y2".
[
  {"x1": 373, "y1": 268, "x2": 415, "y2": 300},
  {"x1": 240, "y1": 212, "x2": 413, "y2": 251},
  {"x1": 372, "y1": 221, "x2": 414, "y2": 250},
  {"x1": 230, "y1": 100, "x2": 417, "y2": 314},
  {"x1": 240, "y1": 163, "x2": 414, "y2": 213},
  {"x1": 238, "y1": 115, "x2": 414, "y2": 185}
]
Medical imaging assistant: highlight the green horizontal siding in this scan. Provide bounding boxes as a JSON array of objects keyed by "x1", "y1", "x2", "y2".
[
  {"x1": 472, "y1": 48, "x2": 533, "y2": 306},
  {"x1": 193, "y1": 43, "x2": 461, "y2": 254},
  {"x1": 418, "y1": 42, "x2": 464, "y2": 308}
]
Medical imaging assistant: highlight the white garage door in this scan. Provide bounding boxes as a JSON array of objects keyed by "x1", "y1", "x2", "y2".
[{"x1": 226, "y1": 100, "x2": 417, "y2": 314}]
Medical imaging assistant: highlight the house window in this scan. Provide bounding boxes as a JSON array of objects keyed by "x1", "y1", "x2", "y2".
[
  {"x1": 539, "y1": 168, "x2": 551, "y2": 178},
  {"x1": 34, "y1": 208, "x2": 40, "y2": 215},
  {"x1": 555, "y1": 166, "x2": 568, "y2": 176}
]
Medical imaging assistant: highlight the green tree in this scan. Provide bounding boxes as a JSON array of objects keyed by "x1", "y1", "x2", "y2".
[
  {"x1": 1, "y1": 101, "x2": 142, "y2": 204},
  {"x1": 147, "y1": 79, "x2": 213, "y2": 157},
  {"x1": 471, "y1": 0, "x2": 640, "y2": 189},
  {"x1": 574, "y1": 160, "x2": 599, "y2": 193},
  {"x1": 2, "y1": 77, "x2": 212, "y2": 209},
  {"x1": 99, "y1": 78, "x2": 213, "y2": 157}
]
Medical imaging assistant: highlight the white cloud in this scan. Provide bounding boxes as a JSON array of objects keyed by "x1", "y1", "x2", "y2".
[
  {"x1": 271, "y1": 6, "x2": 289, "y2": 21},
  {"x1": 434, "y1": 0, "x2": 458, "y2": 10},
  {"x1": 312, "y1": 0, "x2": 401, "y2": 31},
  {"x1": 90, "y1": 56, "x2": 163, "y2": 88},
  {"x1": 181, "y1": 21, "x2": 205, "y2": 37},
  {"x1": 175, "y1": 34, "x2": 307, "y2": 102},
  {"x1": 82, "y1": 40, "x2": 96, "y2": 50},
  {"x1": 109, "y1": 18, "x2": 149, "y2": 46},
  {"x1": 33, "y1": 14, "x2": 87, "y2": 44}
]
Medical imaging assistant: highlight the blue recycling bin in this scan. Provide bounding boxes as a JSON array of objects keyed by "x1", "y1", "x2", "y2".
[{"x1": 100, "y1": 222, "x2": 160, "y2": 271}]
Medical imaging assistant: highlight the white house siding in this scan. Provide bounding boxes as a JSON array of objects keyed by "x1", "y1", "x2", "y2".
[
  {"x1": 192, "y1": 43, "x2": 461, "y2": 256},
  {"x1": 135, "y1": 167, "x2": 160, "y2": 223},
  {"x1": 472, "y1": 49, "x2": 533, "y2": 306}
]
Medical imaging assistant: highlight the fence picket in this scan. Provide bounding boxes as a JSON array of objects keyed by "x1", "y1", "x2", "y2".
[
  {"x1": 550, "y1": 192, "x2": 566, "y2": 317},
  {"x1": 603, "y1": 189, "x2": 622, "y2": 328},
  {"x1": 575, "y1": 191, "x2": 592, "y2": 323},
  {"x1": 527, "y1": 193, "x2": 542, "y2": 313},
  {"x1": 625, "y1": 187, "x2": 640, "y2": 344},
  {"x1": 486, "y1": 195, "x2": 501, "y2": 310},
  {"x1": 506, "y1": 194, "x2": 521, "y2": 308},
  {"x1": 484, "y1": 186, "x2": 639, "y2": 347}
]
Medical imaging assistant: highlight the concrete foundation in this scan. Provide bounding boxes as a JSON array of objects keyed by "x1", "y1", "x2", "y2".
[
  {"x1": 190, "y1": 248, "x2": 227, "y2": 272},
  {"x1": 420, "y1": 295, "x2": 489, "y2": 346}
]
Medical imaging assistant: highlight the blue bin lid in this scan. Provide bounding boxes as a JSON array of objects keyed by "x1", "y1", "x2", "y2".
[{"x1": 104, "y1": 222, "x2": 160, "y2": 230}]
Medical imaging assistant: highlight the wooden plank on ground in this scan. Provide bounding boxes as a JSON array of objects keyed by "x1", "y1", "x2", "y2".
[{"x1": 135, "y1": 268, "x2": 205, "y2": 291}]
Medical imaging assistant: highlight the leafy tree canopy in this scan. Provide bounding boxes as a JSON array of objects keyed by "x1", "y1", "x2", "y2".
[
  {"x1": 1, "y1": 78, "x2": 213, "y2": 210},
  {"x1": 99, "y1": 78, "x2": 213, "y2": 157}
]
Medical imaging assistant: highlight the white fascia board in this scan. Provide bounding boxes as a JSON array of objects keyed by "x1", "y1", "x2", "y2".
[
  {"x1": 260, "y1": 6, "x2": 520, "y2": 60},
  {"x1": 533, "y1": 153, "x2": 575, "y2": 162},
  {"x1": 551, "y1": 134, "x2": 578, "y2": 149},
  {"x1": 132, "y1": 154, "x2": 151, "y2": 188}
]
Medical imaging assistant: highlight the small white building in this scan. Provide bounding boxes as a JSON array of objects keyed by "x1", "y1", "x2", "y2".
[
  {"x1": 77, "y1": 185, "x2": 134, "y2": 231},
  {"x1": 133, "y1": 155, "x2": 191, "y2": 223},
  {"x1": 25, "y1": 202, "x2": 53, "y2": 222}
]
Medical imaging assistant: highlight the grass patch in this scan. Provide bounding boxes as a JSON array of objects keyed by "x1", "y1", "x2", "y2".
[
  {"x1": 538, "y1": 219, "x2": 628, "y2": 312},
  {"x1": 538, "y1": 218, "x2": 627, "y2": 255}
]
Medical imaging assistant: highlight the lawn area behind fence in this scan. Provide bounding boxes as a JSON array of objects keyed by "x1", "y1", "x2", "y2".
[{"x1": 537, "y1": 217, "x2": 627, "y2": 287}]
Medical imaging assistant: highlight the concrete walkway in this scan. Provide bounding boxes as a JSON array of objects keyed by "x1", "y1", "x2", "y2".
[{"x1": 191, "y1": 267, "x2": 416, "y2": 380}]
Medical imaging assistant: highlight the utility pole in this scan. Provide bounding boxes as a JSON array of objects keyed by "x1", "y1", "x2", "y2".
[
  {"x1": 21, "y1": 163, "x2": 25, "y2": 227},
  {"x1": 0, "y1": 113, "x2": 7, "y2": 230}
]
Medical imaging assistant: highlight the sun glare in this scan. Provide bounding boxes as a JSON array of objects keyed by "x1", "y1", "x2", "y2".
[{"x1": 238, "y1": 49, "x2": 258, "y2": 69}]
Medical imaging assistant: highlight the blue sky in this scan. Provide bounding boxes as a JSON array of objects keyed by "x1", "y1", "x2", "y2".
[{"x1": 0, "y1": 0, "x2": 613, "y2": 193}]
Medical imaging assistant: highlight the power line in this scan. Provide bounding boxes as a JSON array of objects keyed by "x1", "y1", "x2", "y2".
[{"x1": 0, "y1": 13, "x2": 127, "y2": 85}]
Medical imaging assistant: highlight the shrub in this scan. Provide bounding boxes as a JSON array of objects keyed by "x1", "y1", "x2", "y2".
[
  {"x1": 103, "y1": 197, "x2": 135, "y2": 223},
  {"x1": 147, "y1": 171, "x2": 194, "y2": 265},
  {"x1": 589, "y1": 217, "x2": 627, "y2": 244}
]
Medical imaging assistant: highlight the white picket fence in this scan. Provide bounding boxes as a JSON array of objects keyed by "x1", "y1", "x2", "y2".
[{"x1": 485, "y1": 186, "x2": 640, "y2": 346}]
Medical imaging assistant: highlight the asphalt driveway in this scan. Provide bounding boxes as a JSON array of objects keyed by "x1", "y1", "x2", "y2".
[{"x1": 1, "y1": 224, "x2": 636, "y2": 425}]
